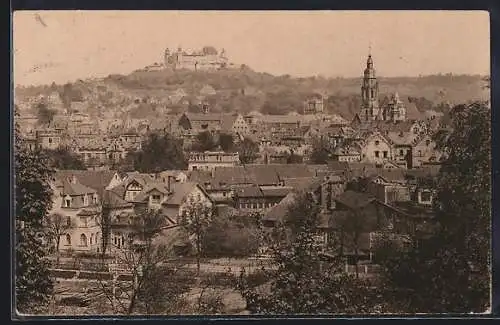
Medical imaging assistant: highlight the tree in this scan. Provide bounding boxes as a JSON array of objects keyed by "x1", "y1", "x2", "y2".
[
  {"x1": 192, "y1": 131, "x2": 217, "y2": 152},
  {"x1": 98, "y1": 209, "x2": 186, "y2": 315},
  {"x1": 129, "y1": 133, "x2": 187, "y2": 173},
  {"x1": 202, "y1": 212, "x2": 261, "y2": 258},
  {"x1": 180, "y1": 202, "x2": 215, "y2": 274},
  {"x1": 36, "y1": 101, "x2": 56, "y2": 125},
  {"x1": 218, "y1": 133, "x2": 235, "y2": 152},
  {"x1": 237, "y1": 137, "x2": 259, "y2": 164},
  {"x1": 285, "y1": 150, "x2": 303, "y2": 164},
  {"x1": 43, "y1": 213, "x2": 75, "y2": 264},
  {"x1": 15, "y1": 120, "x2": 54, "y2": 313},
  {"x1": 376, "y1": 102, "x2": 491, "y2": 313},
  {"x1": 309, "y1": 137, "x2": 331, "y2": 164},
  {"x1": 238, "y1": 193, "x2": 377, "y2": 314},
  {"x1": 44, "y1": 147, "x2": 86, "y2": 170}
]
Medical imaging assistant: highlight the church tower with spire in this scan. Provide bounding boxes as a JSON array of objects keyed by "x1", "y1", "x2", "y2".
[{"x1": 360, "y1": 51, "x2": 380, "y2": 121}]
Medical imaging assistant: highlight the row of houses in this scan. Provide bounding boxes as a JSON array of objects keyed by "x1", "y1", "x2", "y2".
[{"x1": 46, "y1": 160, "x2": 439, "y2": 269}]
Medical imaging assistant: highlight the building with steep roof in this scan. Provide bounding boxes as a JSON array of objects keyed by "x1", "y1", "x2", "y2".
[{"x1": 49, "y1": 174, "x2": 102, "y2": 253}]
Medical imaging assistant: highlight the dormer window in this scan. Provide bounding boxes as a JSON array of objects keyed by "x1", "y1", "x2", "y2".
[
  {"x1": 64, "y1": 197, "x2": 72, "y2": 208},
  {"x1": 93, "y1": 195, "x2": 98, "y2": 205},
  {"x1": 151, "y1": 195, "x2": 161, "y2": 204},
  {"x1": 375, "y1": 140, "x2": 380, "y2": 146}
]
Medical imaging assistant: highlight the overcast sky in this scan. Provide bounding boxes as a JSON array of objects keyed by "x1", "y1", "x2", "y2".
[{"x1": 13, "y1": 10, "x2": 490, "y2": 86}]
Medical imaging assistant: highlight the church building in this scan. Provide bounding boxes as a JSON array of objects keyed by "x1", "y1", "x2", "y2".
[{"x1": 359, "y1": 53, "x2": 407, "y2": 123}]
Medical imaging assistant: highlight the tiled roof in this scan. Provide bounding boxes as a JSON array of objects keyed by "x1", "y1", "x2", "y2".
[
  {"x1": 261, "y1": 186, "x2": 293, "y2": 197},
  {"x1": 235, "y1": 185, "x2": 263, "y2": 198},
  {"x1": 386, "y1": 131, "x2": 416, "y2": 146},
  {"x1": 283, "y1": 177, "x2": 322, "y2": 193},
  {"x1": 123, "y1": 173, "x2": 155, "y2": 187},
  {"x1": 263, "y1": 192, "x2": 298, "y2": 222},
  {"x1": 102, "y1": 188, "x2": 133, "y2": 208},
  {"x1": 164, "y1": 182, "x2": 199, "y2": 206},
  {"x1": 58, "y1": 177, "x2": 97, "y2": 196},
  {"x1": 335, "y1": 190, "x2": 376, "y2": 209},
  {"x1": 56, "y1": 170, "x2": 117, "y2": 198},
  {"x1": 366, "y1": 168, "x2": 407, "y2": 183}
]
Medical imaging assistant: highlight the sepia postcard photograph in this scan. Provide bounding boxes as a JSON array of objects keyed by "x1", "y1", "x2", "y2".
[{"x1": 12, "y1": 10, "x2": 491, "y2": 317}]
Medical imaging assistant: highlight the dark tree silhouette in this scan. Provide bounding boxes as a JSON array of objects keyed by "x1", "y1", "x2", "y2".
[{"x1": 129, "y1": 133, "x2": 187, "y2": 173}]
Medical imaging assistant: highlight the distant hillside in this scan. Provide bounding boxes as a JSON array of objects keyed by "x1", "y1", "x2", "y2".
[{"x1": 15, "y1": 66, "x2": 489, "y2": 121}]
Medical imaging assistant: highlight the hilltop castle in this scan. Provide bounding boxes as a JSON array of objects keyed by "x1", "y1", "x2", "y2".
[
  {"x1": 164, "y1": 46, "x2": 230, "y2": 71},
  {"x1": 360, "y1": 54, "x2": 407, "y2": 122}
]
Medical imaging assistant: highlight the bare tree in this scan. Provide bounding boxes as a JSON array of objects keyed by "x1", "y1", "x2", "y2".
[
  {"x1": 96, "y1": 209, "x2": 184, "y2": 315},
  {"x1": 44, "y1": 212, "x2": 75, "y2": 264},
  {"x1": 180, "y1": 202, "x2": 215, "y2": 275}
]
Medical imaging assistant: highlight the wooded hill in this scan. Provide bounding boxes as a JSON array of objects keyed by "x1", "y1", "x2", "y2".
[{"x1": 15, "y1": 66, "x2": 489, "y2": 121}]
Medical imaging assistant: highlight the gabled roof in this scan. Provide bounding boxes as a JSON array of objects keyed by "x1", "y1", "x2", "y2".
[
  {"x1": 134, "y1": 183, "x2": 170, "y2": 202},
  {"x1": 123, "y1": 173, "x2": 155, "y2": 188},
  {"x1": 401, "y1": 98, "x2": 422, "y2": 121},
  {"x1": 263, "y1": 191, "x2": 298, "y2": 222}
]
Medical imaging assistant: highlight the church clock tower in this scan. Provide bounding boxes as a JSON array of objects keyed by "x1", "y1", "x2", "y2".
[{"x1": 360, "y1": 53, "x2": 380, "y2": 121}]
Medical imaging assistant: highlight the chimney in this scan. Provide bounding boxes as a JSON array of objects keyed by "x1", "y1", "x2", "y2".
[{"x1": 167, "y1": 175, "x2": 174, "y2": 192}]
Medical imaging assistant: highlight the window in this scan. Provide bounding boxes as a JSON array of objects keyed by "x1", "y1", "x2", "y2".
[
  {"x1": 80, "y1": 234, "x2": 87, "y2": 247},
  {"x1": 93, "y1": 195, "x2": 98, "y2": 204},
  {"x1": 83, "y1": 217, "x2": 88, "y2": 227},
  {"x1": 399, "y1": 149, "x2": 404, "y2": 156},
  {"x1": 90, "y1": 234, "x2": 94, "y2": 245},
  {"x1": 375, "y1": 140, "x2": 379, "y2": 146},
  {"x1": 65, "y1": 234, "x2": 71, "y2": 245},
  {"x1": 383, "y1": 151, "x2": 388, "y2": 158},
  {"x1": 48, "y1": 138, "x2": 53, "y2": 144},
  {"x1": 426, "y1": 140, "x2": 431, "y2": 146},
  {"x1": 418, "y1": 150, "x2": 422, "y2": 156},
  {"x1": 151, "y1": 195, "x2": 161, "y2": 204},
  {"x1": 374, "y1": 151, "x2": 380, "y2": 158},
  {"x1": 66, "y1": 216, "x2": 72, "y2": 227},
  {"x1": 64, "y1": 198, "x2": 71, "y2": 208},
  {"x1": 421, "y1": 191, "x2": 432, "y2": 203},
  {"x1": 83, "y1": 195, "x2": 88, "y2": 206}
]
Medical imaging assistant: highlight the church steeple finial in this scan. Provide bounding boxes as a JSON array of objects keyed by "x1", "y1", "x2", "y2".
[{"x1": 367, "y1": 42, "x2": 373, "y2": 67}]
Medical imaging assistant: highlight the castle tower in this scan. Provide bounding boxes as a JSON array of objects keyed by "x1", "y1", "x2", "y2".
[
  {"x1": 360, "y1": 52, "x2": 380, "y2": 121},
  {"x1": 164, "y1": 47, "x2": 170, "y2": 67},
  {"x1": 386, "y1": 91, "x2": 406, "y2": 122}
]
